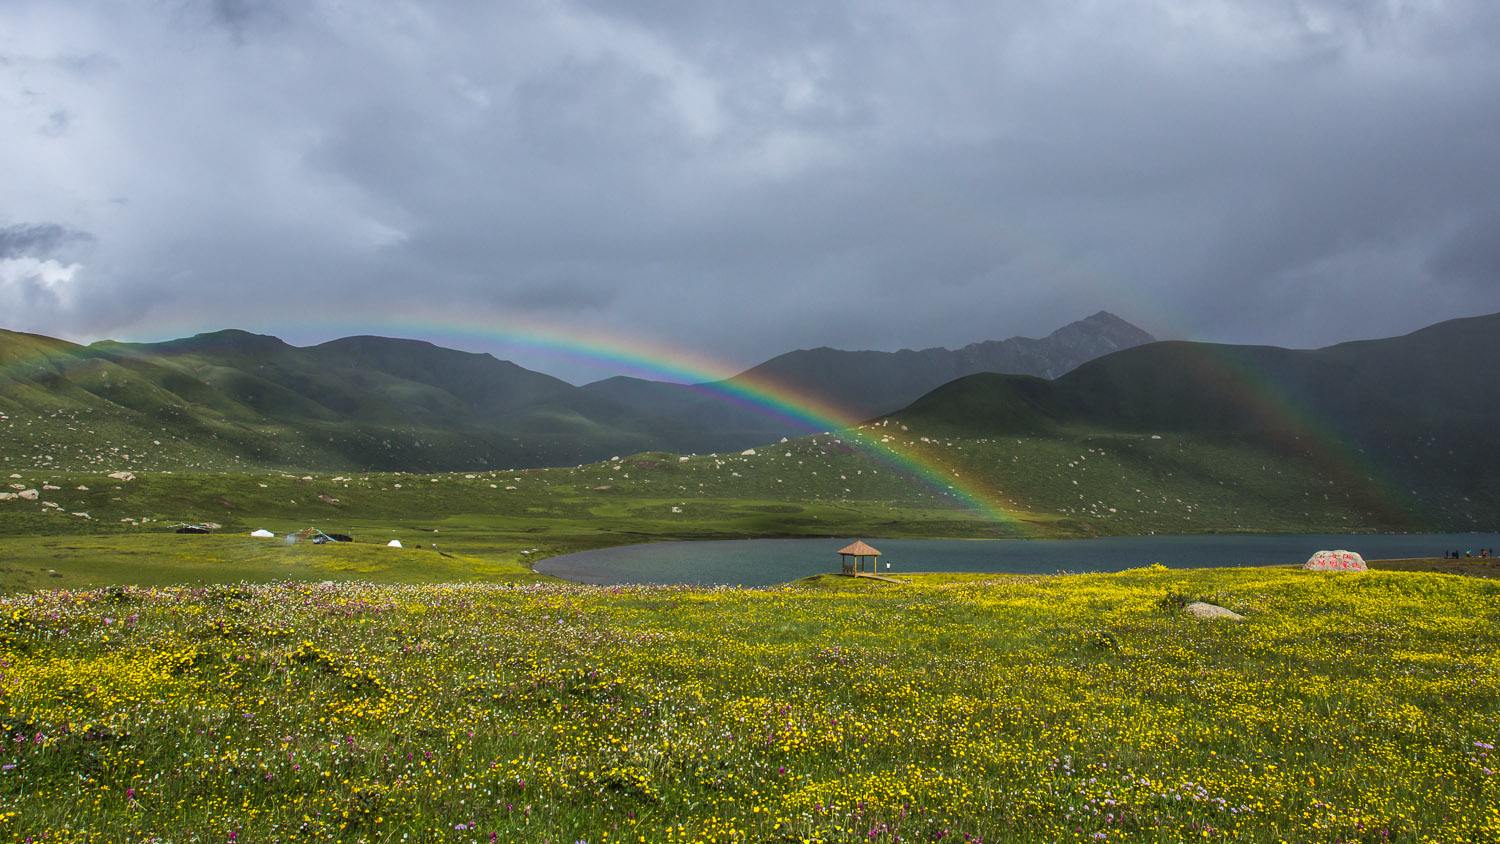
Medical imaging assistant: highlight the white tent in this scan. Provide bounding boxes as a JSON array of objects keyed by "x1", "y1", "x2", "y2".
[
  {"x1": 249, "y1": 529, "x2": 275, "y2": 538},
  {"x1": 1304, "y1": 549, "x2": 1367, "y2": 571},
  {"x1": 387, "y1": 539, "x2": 403, "y2": 548}
]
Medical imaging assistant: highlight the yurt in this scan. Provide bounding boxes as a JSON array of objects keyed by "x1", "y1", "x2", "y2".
[
  {"x1": 386, "y1": 539, "x2": 403, "y2": 548},
  {"x1": 1303, "y1": 549, "x2": 1367, "y2": 571},
  {"x1": 249, "y1": 529, "x2": 275, "y2": 538}
]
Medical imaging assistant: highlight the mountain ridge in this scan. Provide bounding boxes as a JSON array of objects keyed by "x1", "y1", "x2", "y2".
[
  {"x1": 0, "y1": 312, "x2": 1150, "y2": 469},
  {"x1": 885, "y1": 310, "x2": 1500, "y2": 526},
  {"x1": 576, "y1": 311, "x2": 1156, "y2": 442}
]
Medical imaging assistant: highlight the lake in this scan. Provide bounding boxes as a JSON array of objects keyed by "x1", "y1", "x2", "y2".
[{"x1": 535, "y1": 532, "x2": 1500, "y2": 586}]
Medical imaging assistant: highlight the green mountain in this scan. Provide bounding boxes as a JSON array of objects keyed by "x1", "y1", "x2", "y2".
[
  {"x1": 4, "y1": 310, "x2": 1495, "y2": 537},
  {"x1": 2, "y1": 313, "x2": 1148, "y2": 471},
  {"x1": 578, "y1": 311, "x2": 1155, "y2": 447},
  {"x1": 889, "y1": 311, "x2": 1500, "y2": 526},
  {"x1": 0, "y1": 329, "x2": 657, "y2": 471},
  {"x1": 733, "y1": 310, "x2": 1156, "y2": 417}
]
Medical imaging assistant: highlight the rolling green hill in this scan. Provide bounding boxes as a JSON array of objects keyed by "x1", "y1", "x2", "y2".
[
  {"x1": 3, "y1": 313, "x2": 1496, "y2": 536},
  {"x1": 891, "y1": 311, "x2": 1500, "y2": 528},
  {"x1": 0, "y1": 328, "x2": 659, "y2": 472},
  {"x1": 579, "y1": 311, "x2": 1155, "y2": 443},
  {"x1": 0, "y1": 313, "x2": 1156, "y2": 472}
]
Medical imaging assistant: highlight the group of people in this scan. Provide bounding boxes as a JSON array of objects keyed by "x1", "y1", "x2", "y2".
[{"x1": 1445, "y1": 548, "x2": 1492, "y2": 559}]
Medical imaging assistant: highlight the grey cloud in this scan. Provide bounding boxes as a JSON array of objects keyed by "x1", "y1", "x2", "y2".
[
  {"x1": 0, "y1": 223, "x2": 93, "y2": 259},
  {"x1": 51, "y1": 52, "x2": 116, "y2": 77},
  {"x1": 202, "y1": 0, "x2": 288, "y2": 41},
  {"x1": 39, "y1": 109, "x2": 71, "y2": 136},
  {"x1": 1, "y1": 0, "x2": 1498, "y2": 379},
  {"x1": 504, "y1": 278, "x2": 619, "y2": 312},
  {"x1": 1428, "y1": 213, "x2": 1500, "y2": 290}
]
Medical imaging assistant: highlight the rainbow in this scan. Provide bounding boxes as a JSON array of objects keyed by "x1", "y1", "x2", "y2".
[
  {"x1": 5, "y1": 311, "x2": 1040, "y2": 533},
  {"x1": 1174, "y1": 342, "x2": 1421, "y2": 527}
]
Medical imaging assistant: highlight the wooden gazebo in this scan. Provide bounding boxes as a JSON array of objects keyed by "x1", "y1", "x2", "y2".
[{"x1": 838, "y1": 540, "x2": 881, "y2": 576}]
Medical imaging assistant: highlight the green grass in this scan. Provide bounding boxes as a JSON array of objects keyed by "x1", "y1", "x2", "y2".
[
  {"x1": 2, "y1": 428, "x2": 1464, "y2": 593},
  {"x1": 2, "y1": 568, "x2": 1497, "y2": 841},
  {"x1": 0, "y1": 534, "x2": 542, "y2": 593},
  {"x1": 3, "y1": 423, "x2": 1488, "y2": 594},
  {"x1": 5, "y1": 381, "x2": 1497, "y2": 839},
  {"x1": 0, "y1": 433, "x2": 1445, "y2": 538},
  {"x1": 1368, "y1": 557, "x2": 1500, "y2": 578}
]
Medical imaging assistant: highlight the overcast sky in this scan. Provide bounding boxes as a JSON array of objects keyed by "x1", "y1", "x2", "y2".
[{"x1": 3, "y1": 1, "x2": 1498, "y2": 382}]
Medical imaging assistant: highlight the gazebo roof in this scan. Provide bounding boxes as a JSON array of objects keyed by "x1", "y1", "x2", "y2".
[{"x1": 837, "y1": 540, "x2": 881, "y2": 556}]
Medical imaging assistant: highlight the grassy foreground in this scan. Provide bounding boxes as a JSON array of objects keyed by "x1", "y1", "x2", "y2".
[{"x1": 2, "y1": 568, "x2": 1497, "y2": 842}]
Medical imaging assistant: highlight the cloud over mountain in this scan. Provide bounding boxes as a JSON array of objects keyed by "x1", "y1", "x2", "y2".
[{"x1": 2, "y1": 1, "x2": 1498, "y2": 377}]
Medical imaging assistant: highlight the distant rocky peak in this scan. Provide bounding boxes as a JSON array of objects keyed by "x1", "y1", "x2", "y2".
[{"x1": 1048, "y1": 311, "x2": 1156, "y2": 344}]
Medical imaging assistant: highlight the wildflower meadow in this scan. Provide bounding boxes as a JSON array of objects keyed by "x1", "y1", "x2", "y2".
[{"x1": 1, "y1": 567, "x2": 1496, "y2": 842}]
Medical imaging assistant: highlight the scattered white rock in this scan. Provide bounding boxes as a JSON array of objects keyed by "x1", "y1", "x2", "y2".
[
  {"x1": 740, "y1": 448, "x2": 757, "y2": 456},
  {"x1": 1185, "y1": 602, "x2": 1244, "y2": 621},
  {"x1": 1304, "y1": 550, "x2": 1367, "y2": 572},
  {"x1": 41, "y1": 484, "x2": 59, "y2": 491},
  {"x1": 18, "y1": 489, "x2": 39, "y2": 501},
  {"x1": 0, "y1": 493, "x2": 15, "y2": 501},
  {"x1": 250, "y1": 529, "x2": 275, "y2": 538},
  {"x1": 386, "y1": 539, "x2": 403, "y2": 548},
  {"x1": 107, "y1": 471, "x2": 135, "y2": 481},
  {"x1": 671, "y1": 505, "x2": 682, "y2": 513},
  {"x1": 75, "y1": 485, "x2": 89, "y2": 491}
]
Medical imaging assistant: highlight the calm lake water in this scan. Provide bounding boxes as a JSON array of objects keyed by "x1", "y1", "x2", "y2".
[{"x1": 536, "y1": 533, "x2": 1500, "y2": 587}]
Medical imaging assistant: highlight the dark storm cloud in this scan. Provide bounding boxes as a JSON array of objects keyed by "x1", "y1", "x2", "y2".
[
  {"x1": 203, "y1": 0, "x2": 289, "y2": 42},
  {"x1": 0, "y1": 223, "x2": 92, "y2": 259},
  {"x1": 2, "y1": 0, "x2": 1499, "y2": 379},
  {"x1": 1428, "y1": 212, "x2": 1500, "y2": 290}
]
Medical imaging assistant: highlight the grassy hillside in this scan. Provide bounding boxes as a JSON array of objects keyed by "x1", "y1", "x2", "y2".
[
  {"x1": 3, "y1": 427, "x2": 1455, "y2": 544},
  {"x1": 2, "y1": 568, "x2": 1496, "y2": 841},
  {"x1": 4, "y1": 417, "x2": 1485, "y2": 594},
  {"x1": 0, "y1": 312, "x2": 1152, "y2": 473},
  {"x1": 6, "y1": 314, "x2": 1497, "y2": 560},
  {"x1": 892, "y1": 312, "x2": 1500, "y2": 530},
  {"x1": 0, "y1": 328, "x2": 658, "y2": 472},
  {"x1": 577, "y1": 312, "x2": 1154, "y2": 448},
  {"x1": 724, "y1": 310, "x2": 1155, "y2": 419}
]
